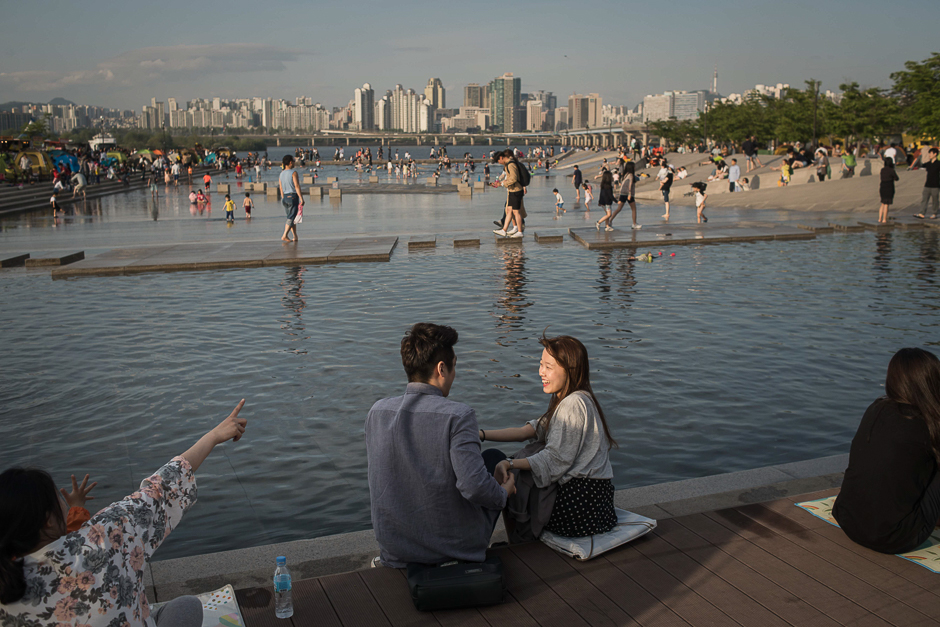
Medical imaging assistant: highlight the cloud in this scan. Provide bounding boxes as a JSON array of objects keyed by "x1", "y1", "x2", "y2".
[{"x1": 0, "y1": 43, "x2": 305, "y2": 93}]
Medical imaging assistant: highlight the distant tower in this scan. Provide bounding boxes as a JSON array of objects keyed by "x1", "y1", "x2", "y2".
[{"x1": 712, "y1": 66, "x2": 718, "y2": 94}]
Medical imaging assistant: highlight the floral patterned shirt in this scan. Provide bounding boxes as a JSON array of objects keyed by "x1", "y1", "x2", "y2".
[{"x1": 1, "y1": 457, "x2": 197, "y2": 627}]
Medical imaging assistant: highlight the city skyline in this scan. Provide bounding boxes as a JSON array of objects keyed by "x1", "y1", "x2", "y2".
[{"x1": 0, "y1": 0, "x2": 936, "y2": 112}]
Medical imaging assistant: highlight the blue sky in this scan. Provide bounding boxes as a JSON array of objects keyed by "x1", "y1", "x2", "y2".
[{"x1": 1, "y1": 0, "x2": 937, "y2": 111}]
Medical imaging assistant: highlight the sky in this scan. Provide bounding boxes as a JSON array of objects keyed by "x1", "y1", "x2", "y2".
[{"x1": 1, "y1": 0, "x2": 937, "y2": 112}]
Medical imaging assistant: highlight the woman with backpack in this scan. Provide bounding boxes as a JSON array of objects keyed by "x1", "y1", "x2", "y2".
[{"x1": 492, "y1": 150, "x2": 529, "y2": 239}]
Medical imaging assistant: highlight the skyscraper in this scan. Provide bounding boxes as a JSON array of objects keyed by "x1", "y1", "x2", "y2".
[
  {"x1": 425, "y1": 78, "x2": 445, "y2": 109},
  {"x1": 567, "y1": 94, "x2": 588, "y2": 130},
  {"x1": 587, "y1": 93, "x2": 602, "y2": 128},
  {"x1": 489, "y1": 73, "x2": 522, "y2": 133},
  {"x1": 353, "y1": 83, "x2": 375, "y2": 130},
  {"x1": 464, "y1": 83, "x2": 483, "y2": 108}
]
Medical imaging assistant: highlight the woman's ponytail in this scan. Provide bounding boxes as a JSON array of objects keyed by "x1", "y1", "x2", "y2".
[
  {"x1": 0, "y1": 551, "x2": 26, "y2": 605},
  {"x1": 0, "y1": 468, "x2": 64, "y2": 604}
]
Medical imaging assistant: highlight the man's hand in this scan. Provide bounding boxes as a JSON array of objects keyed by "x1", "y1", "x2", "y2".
[
  {"x1": 212, "y1": 399, "x2": 248, "y2": 444},
  {"x1": 500, "y1": 469, "x2": 516, "y2": 497},
  {"x1": 60, "y1": 474, "x2": 97, "y2": 509},
  {"x1": 494, "y1": 460, "x2": 511, "y2": 484}
]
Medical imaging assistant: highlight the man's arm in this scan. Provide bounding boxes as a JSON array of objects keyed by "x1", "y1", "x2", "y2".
[{"x1": 451, "y1": 410, "x2": 510, "y2": 510}]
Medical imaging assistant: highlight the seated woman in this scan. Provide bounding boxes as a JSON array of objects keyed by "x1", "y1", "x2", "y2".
[
  {"x1": 833, "y1": 349, "x2": 940, "y2": 554},
  {"x1": 479, "y1": 335, "x2": 617, "y2": 540},
  {"x1": 0, "y1": 400, "x2": 248, "y2": 626}
]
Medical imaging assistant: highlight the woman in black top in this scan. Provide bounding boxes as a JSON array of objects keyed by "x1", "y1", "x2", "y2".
[
  {"x1": 594, "y1": 170, "x2": 615, "y2": 231},
  {"x1": 833, "y1": 348, "x2": 940, "y2": 553},
  {"x1": 878, "y1": 157, "x2": 900, "y2": 223}
]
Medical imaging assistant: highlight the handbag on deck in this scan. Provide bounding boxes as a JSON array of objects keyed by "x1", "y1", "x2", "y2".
[{"x1": 406, "y1": 556, "x2": 506, "y2": 611}]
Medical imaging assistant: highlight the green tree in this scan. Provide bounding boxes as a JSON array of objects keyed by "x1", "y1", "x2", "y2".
[
  {"x1": 891, "y1": 52, "x2": 940, "y2": 140},
  {"x1": 830, "y1": 82, "x2": 901, "y2": 146}
]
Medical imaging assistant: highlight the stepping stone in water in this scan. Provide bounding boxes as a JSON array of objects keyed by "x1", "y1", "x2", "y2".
[
  {"x1": 25, "y1": 251, "x2": 84, "y2": 267},
  {"x1": 1, "y1": 253, "x2": 30, "y2": 267}
]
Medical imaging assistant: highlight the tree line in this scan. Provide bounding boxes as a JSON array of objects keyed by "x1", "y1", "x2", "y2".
[{"x1": 650, "y1": 53, "x2": 939, "y2": 150}]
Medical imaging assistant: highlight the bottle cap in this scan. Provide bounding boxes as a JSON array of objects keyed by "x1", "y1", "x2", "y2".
[{"x1": 276, "y1": 556, "x2": 286, "y2": 565}]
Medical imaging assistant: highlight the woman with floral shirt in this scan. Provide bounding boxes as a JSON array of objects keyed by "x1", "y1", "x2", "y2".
[{"x1": 0, "y1": 399, "x2": 248, "y2": 627}]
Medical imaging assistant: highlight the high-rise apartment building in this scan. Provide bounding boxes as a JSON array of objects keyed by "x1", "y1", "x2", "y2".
[
  {"x1": 672, "y1": 91, "x2": 706, "y2": 120},
  {"x1": 353, "y1": 83, "x2": 375, "y2": 130},
  {"x1": 587, "y1": 93, "x2": 602, "y2": 128},
  {"x1": 526, "y1": 100, "x2": 543, "y2": 132},
  {"x1": 489, "y1": 73, "x2": 522, "y2": 133},
  {"x1": 464, "y1": 83, "x2": 483, "y2": 108},
  {"x1": 643, "y1": 93, "x2": 674, "y2": 122},
  {"x1": 425, "y1": 78, "x2": 445, "y2": 109},
  {"x1": 567, "y1": 94, "x2": 588, "y2": 130}
]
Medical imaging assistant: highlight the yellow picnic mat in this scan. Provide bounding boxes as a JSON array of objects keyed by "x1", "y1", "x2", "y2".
[{"x1": 796, "y1": 496, "x2": 940, "y2": 573}]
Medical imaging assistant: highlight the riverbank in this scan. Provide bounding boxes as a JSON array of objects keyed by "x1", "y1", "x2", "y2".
[{"x1": 144, "y1": 454, "x2": 847, "y2": 602}]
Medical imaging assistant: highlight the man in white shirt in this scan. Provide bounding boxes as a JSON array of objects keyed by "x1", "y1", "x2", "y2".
[{"x1": 884, "y1": 144, "x2": 898, "y2": 162}]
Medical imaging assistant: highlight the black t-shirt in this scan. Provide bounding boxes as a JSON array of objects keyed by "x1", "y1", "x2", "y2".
[
  {"x1": 743, "y1": 140, "x2": 754, "y2": 156},
  {"x1": 923, "y1": 160, "x2": 940, "y2": 188},
  {"x1": 573, "y1": 170, "x2": 582, "y2": 186},
  {"x1": 833, "y1": 398, "x2": 937, "y2": 553},
  {"x1": 662, "y1": 172, "x2": 673, "y2": 190}
]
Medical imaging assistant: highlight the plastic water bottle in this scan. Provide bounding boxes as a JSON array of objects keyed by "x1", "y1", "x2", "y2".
[{"x1": 274, "y1": 556, "x2": 293, "y2": 619}]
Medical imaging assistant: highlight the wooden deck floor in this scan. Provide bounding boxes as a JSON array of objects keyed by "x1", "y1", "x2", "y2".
[{"x1": 234, "y1": 490, "x2": 940, "y2": 626}]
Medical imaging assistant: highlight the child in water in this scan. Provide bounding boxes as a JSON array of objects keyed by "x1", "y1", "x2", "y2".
[
  {"x1": 243, "y1": 192, "x2": 253, "y2": 218},
  {"x1": 223, "y1": 194, "x2": 235, "y2": 222},
  {"x1": 692, "y1": 182, "x2": 708, "y2": 223},
  {"x1": 553, "y1": 188, "x2": 564, "y2": 214}
]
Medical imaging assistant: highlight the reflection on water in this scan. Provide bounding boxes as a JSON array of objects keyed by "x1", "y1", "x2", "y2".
[
  {"x1": 916, "y1": 230, "x2": 939, "y2": 287},
  {"x1": 493, "y1": 248, "x2": 531, "y2": 343},
  {"x1": 874, "y1": 233, "x2": 892, "y2": 277},
  {"x1": 280, "y1": 266, "x2": 307, "y2": 354},
  {"x1": 596, "y1": 250, "x2": 637, "y2": 305}
]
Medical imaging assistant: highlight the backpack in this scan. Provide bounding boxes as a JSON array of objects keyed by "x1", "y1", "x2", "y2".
[{"x1": 512, "y1": 160, "x2": 531, "y2": 187}]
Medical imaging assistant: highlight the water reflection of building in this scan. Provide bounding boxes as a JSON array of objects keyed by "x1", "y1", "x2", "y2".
[
  {"x1": 596, "y1": 250, "x2": 638, "y2": 305},
  {"x1": 493, "y1": 248, "x2": 531, "y2": 342},
  {"x1": 281, "y1": 266, "x2": 308, "y2": 354}
]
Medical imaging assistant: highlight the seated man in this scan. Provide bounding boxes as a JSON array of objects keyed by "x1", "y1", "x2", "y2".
[{"x1": 366, "y1": 323, "x2": 515, "y2": 567}]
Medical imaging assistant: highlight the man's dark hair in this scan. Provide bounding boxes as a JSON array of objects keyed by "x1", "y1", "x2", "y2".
[
  {"x1": 401, "y1": 323, "x2": 458, "y2": 382},
  {"x1": 930, "y1": 148, "x2": 939, "y2": 155}
]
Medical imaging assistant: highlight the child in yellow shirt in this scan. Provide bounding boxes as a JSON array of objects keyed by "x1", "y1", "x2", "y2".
[{"x1": 224, "y1": 194, "x2": 235, "y2": 222}]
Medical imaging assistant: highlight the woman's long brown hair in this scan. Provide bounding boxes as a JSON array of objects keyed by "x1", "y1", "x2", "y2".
[
  {"x1": 885, "y1": 347, "x2": 940, "y2": 464},
  {"x1": 538, "y1": 334, "x2": 618, "y2": 448}
]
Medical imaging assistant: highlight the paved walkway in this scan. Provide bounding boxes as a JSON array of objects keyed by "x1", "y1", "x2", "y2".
[
  {"x1": 233, "y1": 488, "x2": 940, "y2": 626},
  {"x1": 569, "y1": 222, "x2": 814, "y2": 250},
  {"x1": 50, "y1": 235, "x2": 399, "y2": 278}
]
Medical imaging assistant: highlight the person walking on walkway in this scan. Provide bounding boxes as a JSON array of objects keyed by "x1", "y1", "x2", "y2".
[
  {"x1": 571, "y1": 165, "x2": 583, "y2": 201},
  {"x1": 492, "y1": 150, "x2": 527, "y2": 239},
  {"x1": 279, "y1": 155, "x2": 304, "y2": 242},
  {"x1": 879, "y1": 157, "x2": 899, "y2": 224},
  {"x1": 594, "y1": 170, "x2": 615, "y2": 231},
  {"x1": 607, "y1": 160, "x2": 640, "y2": 230},
  {"x1": 914, "y1": 147, "x2": 939, "y2": 219},
  {"x1": 660, "y1": 165, "x2": 674, "y2": 219}
]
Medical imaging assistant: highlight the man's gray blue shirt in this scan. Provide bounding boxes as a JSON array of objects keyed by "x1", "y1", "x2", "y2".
[{"x1": 365, "y1": 382, "x2": 507, "y2": 567}]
